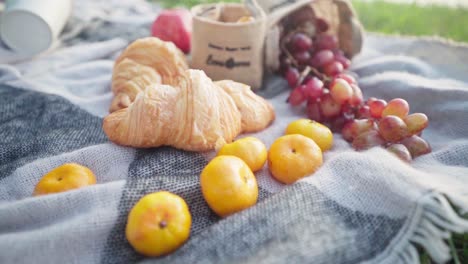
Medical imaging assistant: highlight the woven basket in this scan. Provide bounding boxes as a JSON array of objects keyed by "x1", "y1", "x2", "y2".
[{"x1": 258, "y1": 0, "x2": 364, "y2": 72}]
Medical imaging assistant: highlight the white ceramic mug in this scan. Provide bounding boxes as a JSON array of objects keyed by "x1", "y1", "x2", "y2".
[{"x1": 0, "y1": 0, "x2": 72, "y2": 55}]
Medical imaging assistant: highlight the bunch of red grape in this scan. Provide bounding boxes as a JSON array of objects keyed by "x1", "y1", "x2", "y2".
[
  {"x1": 342, "y1": 98, "x2": 430, "y2": 162},
  {"x1": 279, "y1": 17, "x2": 431, "y2": 162}
]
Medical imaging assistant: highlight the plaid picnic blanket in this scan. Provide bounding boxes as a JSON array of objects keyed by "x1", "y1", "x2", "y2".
[{"x1": 1, "y1": 1, "x2": 468, "y2": 263}]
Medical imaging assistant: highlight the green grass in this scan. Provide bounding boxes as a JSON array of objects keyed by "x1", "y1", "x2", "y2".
[
  {"x1": 153, "y1": 0, "x2": 468, "y2": 262},
  {"x1": 452, "y1": 228, "x2": 468, "y2": 264},
  {"x1": 157, "y1": 0, "x2": 235, "y2": 8},
  {"x1": 352, "y1": 0, "x2": 468, "y2": 43},
  {"x1": 157, "y1": 0, "x2": 468, "y2": 43}
]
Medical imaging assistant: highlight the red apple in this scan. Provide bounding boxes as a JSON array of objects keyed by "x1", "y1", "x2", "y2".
[{"x1": 151, "y1": 9, "x2": 192, "y2": 53}]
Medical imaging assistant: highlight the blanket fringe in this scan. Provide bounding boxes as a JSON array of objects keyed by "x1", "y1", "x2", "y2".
[{"x1": 398, "y1": 193, "x2": 468, "y2": 264}]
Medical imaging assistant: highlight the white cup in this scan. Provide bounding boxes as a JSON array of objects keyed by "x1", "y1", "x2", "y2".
[{"x1": 0, "y1": 0, "x2": 72, "y2": 55}]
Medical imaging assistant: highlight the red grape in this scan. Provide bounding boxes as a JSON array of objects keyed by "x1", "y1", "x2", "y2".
[
  {"x1": 284, "y1": 67, "x2": 300, "y2": 88},
  {"x1": 401, "y1": 135, "x2": 431, "y2": 158},
  {"x1": 349, "y1": 84, "x2": 363, "y2": 107},
  {"x1": 309, "y1": 50, "x2": 334, "y2": 68},
  {"x1": 315, "y1": 34, "x2": 338, "y2": 50},
  {"x1": 341, "y1": 122, "x2": 354, "y2": 142},
  {"x1": 369, "y1": 99, "x2": 387, "y2": 119},
  {"x1": 302, "y1": 75, "x2": 312, "y2": 83},
  {"x1": 330, "y1": 78, "x2": 353, "y2": 104},
  {"x1": 306, "y1": 99, "x2": 323, "y2": 122},
  {"x1": 387, "y1": 144, "x2": 412, "y2": 162},
  {"x1": 278, "y1": 23, "x2": 432, "y2": 161},
  {"x1": 303, "y1": 77, "x2": 324, "y2": 99},
  {"x1": 315, "y1": 18, "x2": 329, "y2": 33},
  {"x1": 331, "y1": 115, "x2": 353, "y2": 132},
  {"x1": 280, "y1": 55, "x2": 293, "y2": 73},
  {"x1": 289, "y1": 33, "x2": 313, "y2": 51},
  {"x1": 293, "y1": 50, "x2": 311, "y2": 65},
  {"x1": 335, "y1": 73, "x2": 357, "y2": 84},
  {"x1": 335, "y1": 54, "x2": 351, "y2": 69},
  {"x1": 288, "y1": 86, "x2": 306, "y2": 106},
  {"x1": 366, "y1": 97, "x2": 378, "y2": 105},
  {"x1": 352, "y1": 130, "x2": 385, "y2": 150},
  {"x1": 378, "y1": 115, "x2": 408, "y2": 142},
  {"x1": 404, "y1": 113, "x2": 428, "y2": 136},
  {"x1": 332, "y1": 49, "x2": 345, "y2": 58},
  {"x1": 356, "y1": 105, "x2": 371, "y2": 119},
  {"x1": 320, "y1": 93, "x2": 342, "y2": 118},
  {"x1": 341, "y1": 104, "x2": 355, "y2": 118},
  {"x1": 322, "y1": 61, "x2": 344, "y2": 76},
  {"x1": 382, "y1": 98, "x2": 410, "y2": 118},
  {"x1": 341, "y1": 119, "x2": 376, "y2": 142}
]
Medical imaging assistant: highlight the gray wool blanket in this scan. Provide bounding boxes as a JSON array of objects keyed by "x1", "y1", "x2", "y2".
[{"x1": 1, "y1": 1, "x2": 468, "y2": 263}]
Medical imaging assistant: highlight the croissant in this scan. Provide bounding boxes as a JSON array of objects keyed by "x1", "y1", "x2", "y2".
[
  {"x1": 110, "y1": 37, "x2": 188, "y2": 112},
  {"x1": 215, "y1": 80, "x2": 274, "y2": 133},
  {"x1": 103, "y1": 37, "x2": 275, "y2": 151}
]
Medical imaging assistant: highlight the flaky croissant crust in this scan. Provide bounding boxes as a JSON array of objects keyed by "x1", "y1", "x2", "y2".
[{"x1": 104, "y1": 37, "x2": 274, "y2": 151}]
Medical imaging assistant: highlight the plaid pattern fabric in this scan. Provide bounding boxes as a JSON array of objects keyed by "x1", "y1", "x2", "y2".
[{"x1": 1, "y1": 1, "x2": 468, "y2": 263}]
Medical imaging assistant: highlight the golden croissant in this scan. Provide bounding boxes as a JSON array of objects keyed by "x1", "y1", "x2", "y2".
[{"x1": 103, "y1": 37, "x2": 275, "y2": 151}]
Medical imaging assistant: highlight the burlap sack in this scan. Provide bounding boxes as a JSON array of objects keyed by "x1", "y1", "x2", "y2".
[
  {"x1": 257, "y1": 0, "x2": 364, "y2": 72},
  {"x1": 191, "y1": 2, "x2": 267, "y2": 89}
]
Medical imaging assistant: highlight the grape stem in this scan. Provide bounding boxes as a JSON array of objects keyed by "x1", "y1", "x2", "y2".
[
  {"x1": 280, "y1": 35, "x2": 299, "y2": 69},
  {"x1": 309, "y1": 66, "x2": 329, "y2": 82},
  {"x1": 298, "y1": 66, "x2": 312, "y2": 86}
]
